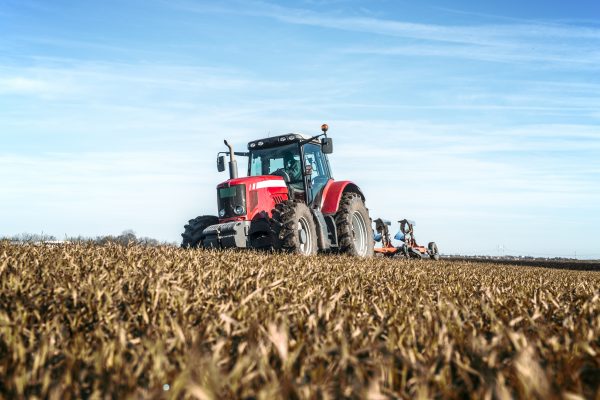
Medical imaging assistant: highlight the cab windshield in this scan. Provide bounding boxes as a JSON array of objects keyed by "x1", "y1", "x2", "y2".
[{"x1": 249, "y1": 143, "x2": 301, "y2": 178}]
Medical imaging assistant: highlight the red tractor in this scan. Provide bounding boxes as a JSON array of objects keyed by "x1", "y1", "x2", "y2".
[{"x1": 181, "y1": 124, "x2": 374, "y2": 257}]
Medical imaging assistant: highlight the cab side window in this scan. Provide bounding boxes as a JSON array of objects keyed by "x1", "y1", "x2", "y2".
[{"x1": 303, "y1": 144, "x2": 331, "y2": 200}]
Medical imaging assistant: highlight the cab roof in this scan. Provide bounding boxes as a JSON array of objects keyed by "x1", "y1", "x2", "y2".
[{"x1": 247, "y1": 132, "x2": 319, "y2": 150}]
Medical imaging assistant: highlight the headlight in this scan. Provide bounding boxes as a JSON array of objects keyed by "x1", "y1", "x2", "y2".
[
  {"x1": 258, "y1": 141, "x2": 264, "y2": 146},
  {"x1": 234, "y1": 206, "x2": 245, "y2": 215},
  {"x1": 280, "y1": 137, "x2": 287, "y2": 141},
  {"x1": 288, "y1": 135, "x2": 295, "y2": 140},
  {"x1": 250, "y1": 143, "x2": 256, "y2": 148},
  {"x1": 219, "y1": 209, "x2": 226, "y2": 217}
]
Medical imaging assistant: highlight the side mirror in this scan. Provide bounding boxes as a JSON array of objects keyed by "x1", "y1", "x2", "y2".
[
  {"x1": 217, "y1": 155, "x2": 225, "y2": 172},
  {"x1": 321, "y1": 137, "x2": 333, "y2": 154}
]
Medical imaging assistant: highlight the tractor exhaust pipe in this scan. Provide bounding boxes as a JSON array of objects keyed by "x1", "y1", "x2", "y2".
[{"x1": 224, "y1": 140, "x2": 238, "y2": 179}]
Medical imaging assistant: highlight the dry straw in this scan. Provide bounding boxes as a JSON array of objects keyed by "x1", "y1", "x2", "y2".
[{"x1": 0, "y1": 242, "x2": 598, "y2": 399}]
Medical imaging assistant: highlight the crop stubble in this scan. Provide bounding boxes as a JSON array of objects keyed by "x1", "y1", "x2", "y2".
[{"x1": 0, "y1": 242, "x2": 599, "y2": 399}]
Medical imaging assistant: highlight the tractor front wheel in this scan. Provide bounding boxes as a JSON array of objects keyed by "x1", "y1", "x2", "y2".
[
  {"x1": 181, "y1": 215, "x2": 219, "y2": 248},
  {"x1": 272, "y1": 201, "x2": 318, "y2": 255},
  {"x1": 335, "y1": 193, "x2": 374, "y2": 257}
]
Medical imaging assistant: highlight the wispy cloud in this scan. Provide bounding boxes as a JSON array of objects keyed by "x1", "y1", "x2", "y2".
[
  {"x1": 343, "y1": 43, "x2": 600, "y2": 68},
  {"x1": 0, "y1": 76, "x2": 55, "y2": 95},
  {"x1": 174, "y1": 1, "x2": 600, "y2": 41},
  {"x1": 171, "y1": 1, "x2": 600, "y2": 67}
]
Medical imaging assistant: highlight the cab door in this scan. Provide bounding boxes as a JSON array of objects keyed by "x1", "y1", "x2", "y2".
[{"x1": 302, "y1": 143, "x2": 332, "y2": 204}]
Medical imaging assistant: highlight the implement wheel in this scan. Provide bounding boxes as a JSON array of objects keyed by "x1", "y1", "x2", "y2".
[
  {"x1": 408, "y1": 247, "x2": 423, "y2": 259},
  {"x1": 272, "y1": 200, "x2": 318, "y2": 255},
  {"x1": 335, "y1": 192, "x2": 374, "y2": 257},
  {"x1": 428, "y1": 242, "x2": 440, "y2": 260},
  {"x1": 181, "y1": 215, "x2": 219, "y2": 248}
]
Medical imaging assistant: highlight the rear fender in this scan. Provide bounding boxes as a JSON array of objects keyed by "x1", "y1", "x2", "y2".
[{"x1": 320, "y1": 180, "x2": 365, "y2": 215}]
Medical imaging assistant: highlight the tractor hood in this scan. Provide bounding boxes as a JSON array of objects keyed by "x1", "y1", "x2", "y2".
[
  {"x1": 217, "y1": 175, "x2": 288, "y2": 190},
  {"x1": 216, "y1": 175, "x2": 289, "y2": 222}
]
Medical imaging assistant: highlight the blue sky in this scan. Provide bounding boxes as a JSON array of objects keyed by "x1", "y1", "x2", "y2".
[{"x1": 1, "y1": 0, "x2": 599, "y2": 257}]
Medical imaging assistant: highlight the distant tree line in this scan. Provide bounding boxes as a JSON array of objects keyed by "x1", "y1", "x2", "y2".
[
  {"x1": 2, "y1": 230, "x2": 173, "y2": 246},
  {"x1": 4, "y1": 232, "x2": 58, "y2": 243}
]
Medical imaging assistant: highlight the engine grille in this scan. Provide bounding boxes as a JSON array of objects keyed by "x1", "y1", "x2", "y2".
[{"x1": 217, "y1": 184, "x2": 246, "y2": 218}]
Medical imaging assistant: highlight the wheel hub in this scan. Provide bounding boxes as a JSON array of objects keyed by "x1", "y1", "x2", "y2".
[
  {"x1": 299, "y1": 229, "x2": 307, "y2": 244},
  {"x1": 297, "y1": 216, "x2": 312, "y2": 254},
  {"x1": 351, "y1": 211, "x2": 368, "y2": 257}
]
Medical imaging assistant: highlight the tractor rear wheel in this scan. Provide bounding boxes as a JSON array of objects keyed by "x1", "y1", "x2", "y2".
[
  {"x1": 272, "y1": 201, "x2": 318, "y2": 255},
  {"x1": 181, "y1": 215, "x2": 218, "y2": 248},
  {"x1": 428, "y1": 242, "x2": 440, "y2": 260},
  {"x1": 335, "y1": 193, "x2": 374, "y2": 257}
]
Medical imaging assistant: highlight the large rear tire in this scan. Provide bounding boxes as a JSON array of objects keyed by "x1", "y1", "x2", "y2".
[
  {"x1": 335, "y1": 193, "x2": 374, "y2": 257},
  {"x1": 181, "y1": 215, "x2": 219, "y2": 248},
  {"x1": 272, "y1": 200, "x2": 318, "y2": 255}
]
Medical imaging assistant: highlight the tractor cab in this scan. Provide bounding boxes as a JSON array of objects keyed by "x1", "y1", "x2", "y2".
[{"x1": 246, "y1": 132, "x2": 333, "y2": 204}]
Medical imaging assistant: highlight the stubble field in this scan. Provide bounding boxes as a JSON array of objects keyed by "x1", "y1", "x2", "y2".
[{"x1": 1, "y1": 242, "x2": 599, "y2": 399}]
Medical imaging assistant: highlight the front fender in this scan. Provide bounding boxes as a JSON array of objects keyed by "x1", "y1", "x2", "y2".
[{"x1": 320, "y1": 180, "x2": 365, "y2": 215}]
